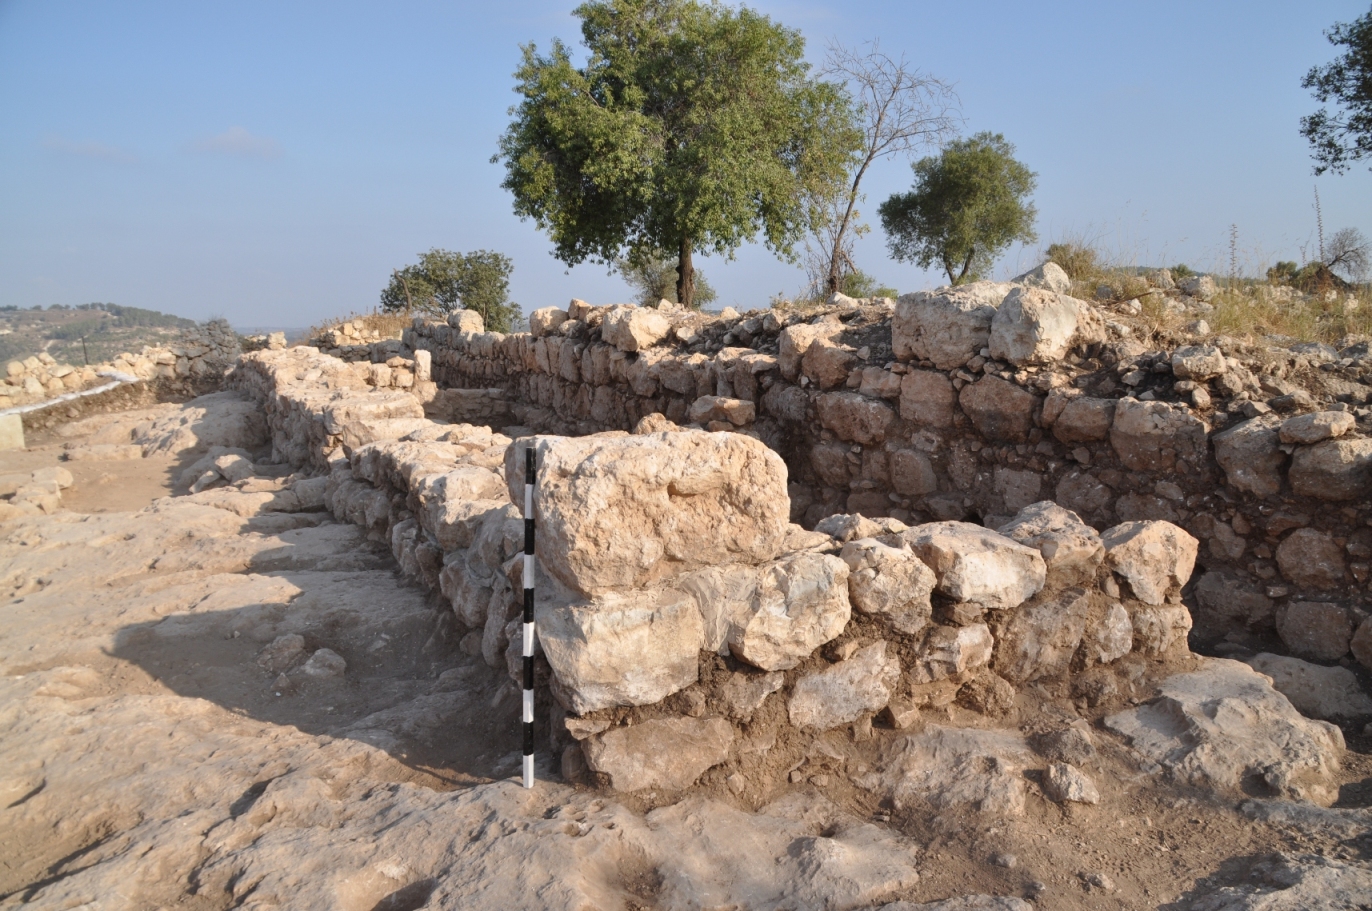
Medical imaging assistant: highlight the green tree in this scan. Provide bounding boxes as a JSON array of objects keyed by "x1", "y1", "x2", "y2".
[
  {"x1": 1301, "y1": 7, "x2": 1372, "y2": 175},
  {"x1": 494, "y1": 0, "x2": 858, "y2": 308},
  {"x1": 618, "y1": 250, "x2": 717, "y2": 308},
  {"x1": 380, "y1": 249, "x2": 519, "y2": 332},
  {"x1": 878, "y1": 132, "x2": 1037, "y2": 285}
]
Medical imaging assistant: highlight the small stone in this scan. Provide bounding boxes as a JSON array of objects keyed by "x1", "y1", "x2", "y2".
[
  {"x1": 301, "y1": 647, "x2": 346, "y2": 678},
  {"x1": 257, "y1": 634, "x2": 306, "y2": 673},
  {"x1": 990, "y1": 852, "x2": 1018, "y2": 869},
  {"x1": 1045, "y1": 762, "x2": 1101, "y2": 804},
  {"x1": 1082, "y1": 871, "x2": 1115, "y2": 892}
]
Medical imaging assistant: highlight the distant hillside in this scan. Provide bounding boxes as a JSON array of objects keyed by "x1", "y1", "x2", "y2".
[{"x1": 0, "y1": 303, "x2": 203, "y2": 366}]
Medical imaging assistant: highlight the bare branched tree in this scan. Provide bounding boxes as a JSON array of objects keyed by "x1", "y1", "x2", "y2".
[
  {"x1": 1326, "y1": 227, "x2": 1370, "y2": 282},
  {"x1": 811, "y1": 41, "x2": 961, "y2": 297}
]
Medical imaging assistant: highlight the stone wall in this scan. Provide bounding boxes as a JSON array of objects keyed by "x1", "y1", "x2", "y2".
[{"x1": 402, "y1": 283, "x2": 1372, "y2": 670}]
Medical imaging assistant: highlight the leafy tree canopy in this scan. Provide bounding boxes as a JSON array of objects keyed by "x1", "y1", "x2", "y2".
[
  {"x1": 380, "y1": 249, "x2": 519, "y2": 332},
  {"x1": 494, "y1": 0, "x2": 860, "y2": 307},
  {"x1": 1302, "y1": 7, "x2": 1372, "y2": 174},
  {"x1": 618, "y1": 250, "x2": 717, "y2": 308},
  {"x1": 878, "y1": 132, "x2": 1037, "y2": 285}
]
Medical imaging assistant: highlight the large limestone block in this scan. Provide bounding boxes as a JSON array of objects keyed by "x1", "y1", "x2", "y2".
[
  {"x1": 681, "y1": 552, "x2": 850, "y2": 672},
  {"x1": 788, "y1": 640, "x2": 901, "y2": 731},
  {"x1": 856, "y1": 726, "x2": 1035, "y2": 816},
  {"x1": 778, "y1": 321, "x2": 836, "y2": 380},
  {"x1": 1130, "y1": 603, "x2": 1193, "y2": 656},
  {"x1": 601, "y1": 305, "x2": 671, "y2": 352},
  {"x1": 1247, "y1": 652, "x2": 1372, "y2": 721},
  {"x1": 508, "y1": 431, "x2": 789, "y2": 595},
  {"x1": 1288, "y1": 438, "x2": 1372, "y2": 501},
  {"x1": 988, "y1": 287, "x2": 1103, "y2": 366},
  {"x1": 1170, "y1": 344, "x2": 1227, "y2": 380},
  {"x1": 893, "y1": 284, "x2": 1009, "y2": 369},
  {"x1": 958, "y1": 377, "x2": 1036, "y2": 443},
  {"x1": 1012, "y1": 261, "x2": 1072, "y2": 294},
  {"x1": 1213, "y1": 414, "x2": 1286, "y2": 497},
  {"x1": 992, "y1": 588, "x2": 1091, "y2": 685},
  {"x1": 800, "y1": 338, "x2": 856, "y2": 389},
  {"x1": 840, "y1": 538, "x2": 935, "y2": 635},
  {"x1": 996, "y1": 501, "x2": 1103, "y2": 581},
  {"x1": 1101, "y1": 520, "x2": 1198, "y2": 605},
  {"x1": 1105, "y1": 659, "x2": 1345, "y2": 805},
  {"x1": 582, "y1": 716, "x2": 732, "y2": 792},
  {"x1": 816, "y1": 393, "x2": 895, "y2": 445},
  {"x1": 0, "y1": 413, "x2": 23, "y2": 451},
  {"x1": 1277, "y1": 601, "x2": 1354, "y2": 662},
  {"x1": 1275, "y1": 528, "x2": 1346, "y2": 591},
  {"x1": 528, "y1": 306, "x2": 568, "y2": 338},
  {"x1": 448, "y1": 309, "x2": 484, "y2": 332},
  {"x1": 538, "y1": 587, "x2": 705, "y2": 714},
  {"x1": 1050, "y1": 396, "x2": 1115, "y2": 443},
  {"x1": 1109, "y1": 398, "x2": 1209, "y2": 472},
  {"x1": 899, "y1": 369, "x2": 956, "y2": 427},
  {"x1": 1280, "y1": 410, "x2": 1355, "y2": 445},
  {"x1": 903, "y1": 522, "x2": 1046, "y2": 610}
]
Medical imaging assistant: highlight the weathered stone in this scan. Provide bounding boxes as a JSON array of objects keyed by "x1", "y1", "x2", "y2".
[
  {"x1": 816, "y1": 392, "x2": 895, "y2": 445},
  {"x1": 956, "y1": 671, "x2": 1017, "y2": 717},
  {"x1": 511, "y1": 431, "x2": 789, "y2": 595},
  {"x1": 857, "y1": 367, "x2": 903, "y2": 399},
  {"x1": 1080, "y1": 601, "x2": 1134, "y2": 665},
  {"x1": 893, "y1": 284, "x2": 1007, "y2": 369},
  {"x1": 1101, "y1": 520, "x2": 1198, "y2": 605},
  {"x1": 1109, "y1": 399, "x2": 1209, "y2": 472},
  {"x1": 1170, "y1": 345, "x2": 1227, "y2": 381},
  {"x1": 447, "y1": 309, "x2": 484, "y2": 332},
  {"x1": 1194, "y1": 571, "x2": 1275, "y2": 630},
  {"x1": 1247, "y1": 653, "x2": 1372, "y2": 720},
  {"x1": 992, "y1": 588, "x2": 1091, "y2": 684},
  {"x1": 788, "y1": 640, "x2": 901, "y2": 731},
  {"x1": 857, "y1": 726, "x2": 1034, "y2": 817},
  {"x1": 988, "y1": 287, "x2": 1103, "y2": 366},
  {"x1": 840, "y1": 538, "x2": 936, "y2": 635},
  {"x1": 904, "y1": 522, "x2": 1046, "y2": 610},
  {"x1": 959, "y1": 377, "x2": 1037, "y2": 443},
  {"x1": 1288, "y1": 438, "x2": 1372, "y2": 501},
  {"x1": 1179, "y1": 274, "x2": 1218, "y2": 300},
  {"x1": 582, "y1": 716, "x2": 733, "y2": 792},
  {"x1": 688, "y1": 395, "x2": 755, "y2": 427},
  {"x1": 1012, "y1": 261, "x2": 1072, "y2": 294},
  {"x1": 1353, "y1": 617, "x2": 1372, "y2": 671},
  {"x1": 890, "y1": 449, "x2": 938, "y2": 497},
  {"x1": 1131, "y1": 604, "x2": 1193, "y2": 656},
  {"x1": 1033, "y1": 725, "x2": 1096, "y2": 765},
  {"x1": 301, "y1": 647, "x2": 346, "y2": 678},
  {"x1": 1054, "y1": 471, "x2": 1113, "y2": 520},
  {"x1": 1051, "y1": 396, "x2": 1115, "y2": 444},
  {"x1": 813, "y1": 513, "x2": 888, "y2": 542},
  {"x1": 1212, "y1": 415, "x2": 1286, "y2": 498},
  {"x1": 1275, "y1": 529, "x2": 1346, "y2": 591},
  {"x1": 1279, "y1": 410, "x2": 1356, "y2": 445},
  {"x1": 719, "y1": 670, "x2": 785, "y2": 720},
  {"x1": 257, "y1": 633, "x2": 306, "y2": 673},
  {"x1": 601, "y1": 305, "x2": 671, "y2": 352},
  {"x1": 1277, "y1": 602, "x2": 1354, "y2": 662},
  {"x1": 1105, "y1": 659, "x2": 1345, "y2": 805},
  {"x1": 997, "y1": 501, "x2": 1103, "y2": 581},
  {"x1": 911, "y1": 623, "x2": 994, "y2": 684},
  {"x1": 528, "y1": 306, "x2": 569, "y2": 339},
  {"x1": 1043, "y1": 762, "x2": 1100, "y2": 805},
  {"x1": 1181, "y1": 854, "x2": 1372, "y2": 911},
  {"x1": 899, "y1": 369, "x2": 956, "y2": 427},
  {"x1": 992, "y1": 468, "x2": 1040, "y2": 513},
  {"x1": 539, "y1": 587, "x2": 705, "y2": 714},
  {"x1": 801, "y1": 338, "x2": 856, "y2": 389}
]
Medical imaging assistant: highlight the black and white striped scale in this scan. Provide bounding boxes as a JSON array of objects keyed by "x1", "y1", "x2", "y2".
[{"x1": 521, "y1": 447, "x2": 536, "y2": 789}]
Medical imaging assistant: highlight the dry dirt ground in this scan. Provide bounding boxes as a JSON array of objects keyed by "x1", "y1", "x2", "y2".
[{"x1": 2, "y1": 403, "x2": 1371, "y2": 911}]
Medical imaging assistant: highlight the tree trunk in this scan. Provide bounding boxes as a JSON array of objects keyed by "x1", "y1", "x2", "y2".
[
  {"x1": 676, "y1": 236, "x2": 696, "y2": 309},
  {"x1": 827, "y1": 162, "x2": 871, "y2": 297}
]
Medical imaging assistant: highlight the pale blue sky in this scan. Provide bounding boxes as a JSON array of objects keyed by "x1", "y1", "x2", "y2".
[{"x1": 1, "y1": 1, "x2": 1369, "y2": 327}]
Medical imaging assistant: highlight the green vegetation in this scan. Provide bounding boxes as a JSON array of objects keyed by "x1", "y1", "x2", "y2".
[
  {"x1": 1044, "y1": 242, "x2": 1100, "y2": 280},
  {"x1": 495, "y1": 0, "x2": 858, "y2": 308},
  {"x1": 1301, "y1": 6, "x2": 1372, "y2": 174},
  {"x1": 879, "y1": 132, "x2": 1037, "y2": 285},
  {"x1": 838, "y1": 270, "x2": 897, "y2": 299},
  {"x1": 380, "y1": 248, "x2": 518, "y2": 332},
  {"x1": 618, "y1": 252, "x2": 717, "y2": 308}
]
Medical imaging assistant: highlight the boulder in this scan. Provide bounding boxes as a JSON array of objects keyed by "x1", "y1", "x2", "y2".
[
  {"x1": 1079, "y1": 601, "x2": 1134, "y2": 665},
  {"x1": 892, "y1": 284, "x2": 1008, "y2": 369},
  {"x1": 601, "y1": 305, "x2": 672, "y2": 352},
  {"x1": 582, "y1": 717, "x2": 733, "y2": 792},
  {"x1": 680, "y1": 552, "x2": 851, "y2": 671},
  {"x1": 910, "y1": 623, "x2": 994, "y2": 685},
  {"x1": 528, "y1": 306, "x2": 569, "y2": 339},
  {"x1": 890, "y1": 449, "x2": 938, "y2": 497},
  {"x1": 1179, "y1": 274, "x2": 1218, "y2": 300},
  {"x1": 992, "y1": 588, "x2": 1091, "y2": 684},
  {"x1": 903, "y1": 522, "x2": 1046, "y2": 610},
  {"x1": 1012, "y1": 261, "x2": 1072, "y2": 294},
  {"x1": 1246, "y1": 653, "x2": 1372, "y2": 720},
  {"x1": 988, "y1": 287, "x2": 1103, "y2": 366},
  {"x1": 856, "y1": 726, "x2": 1035, "y2": 817},
  {"x1": 1101, "y1": 520, "x2": 1198, "y2": 605},
  {"x1": 1050, "y1": 396, "x2": 1115, "y2": 444},
  {"x1": 801, "y1": 338, "x2": 857, "y2": 389},
  {"x1": 1105, "y1": 659, "x2": 1345, "y2": 805},
  {"x1": 510, "y1": 431, "x2": 789, "y2": 595},
  {"x1": 1279, "y1": 411, "x2": 1355, "y2": 445},
  {"x1": 1275, "y1": 528, "x2": 1346, "y2": 591},
  {"x1": 788, "y1": 640, "x2": 901, "y2": 732},
  {"x1": 448, "y1": 309, "x2": 484, "y2": 332},
  {"x1": 1043, "y1": 762, "x2": 1100, "y2": 805},
  {"x1": 840, "y1": 538, "x2": 936, "y2": 635},
  {"x1": 996, "y1": 501, "x2": 1103, "y2": 581},
  {"x1": 1109, "y1": 399, "x2": 1209, "y2": 473},
  {"x1": 1130, "y1": 604, "x2": 1193, "y2": 656},
  {"x1": 1277, "y1": 602, "x2": 1354, "y2": 662},
  {"x1": 1181, "y1": 854, "x2": 1372, "y2": 911},
  {"x1": 687, "y1": 395, "x2": 756, "y2": 427},
  {"x1": 899, "y1": 370, "x2": 957, "y2": 427},
  {"x1": 816, "y1": 393, "x2": 896, "y2": 445},
  {"x1": 1213, "y1": 415, "x2": 1286, "y2": 498},
  {"x1": 777, "y1": 319, "x2": 839, "y2": 380},
  {"x1": 538, "y1": 587, "x2": 705, "y2": 714},
  {"x1": 301, "y1": 648, "x2": 346, "y2": 678},
  {"x1": 959, "y1": 377, "x2": 1037, "y2": 443},
  {"x1": 1170, "y1": 345, "x2": 1227, "y2": 381},
  {"x1": 1288, "y1": 438, "x2": 1372, "y2": 501}
]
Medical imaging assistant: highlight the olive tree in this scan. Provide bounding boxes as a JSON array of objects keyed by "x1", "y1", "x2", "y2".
[
  {"x1": 879, "y1": 132, "x2": 1037, "y2": 285},
  {"x1": 380, "y1": 249, "x2": 518, "y2": 332},
  {"x1": 494, "y1": 0, "x2": 859, "y2": 308},
  {"x1": 1302, "y1": 7, "x2": 1372, "y2": 174}
]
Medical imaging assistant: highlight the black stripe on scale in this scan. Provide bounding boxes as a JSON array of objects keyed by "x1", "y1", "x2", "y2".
[
  {"x1": 523, "y1": 720, "x2": 534, "y2": 754},
  {"x1": 524, "y1": 518, "x2": 535, "y2": 555},
  {"x1": 523, "y1": 655, "x2": 534, "y2": 691},
  {"x1": 523, "y1": 587, "x2": 534, "y2": 623}
]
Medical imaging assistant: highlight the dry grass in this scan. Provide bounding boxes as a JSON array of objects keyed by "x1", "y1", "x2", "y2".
[
  {"x1": 1208, "y1": 282, "x2": 1372, "y2": 345},
  {"x1": 306, "y1": 309, "x2": 412, "y2": 345}
]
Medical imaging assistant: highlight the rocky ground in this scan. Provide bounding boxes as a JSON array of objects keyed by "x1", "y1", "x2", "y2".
[{"x1": 3, "y1": 395, "x2": 1372, "y2": 910}]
